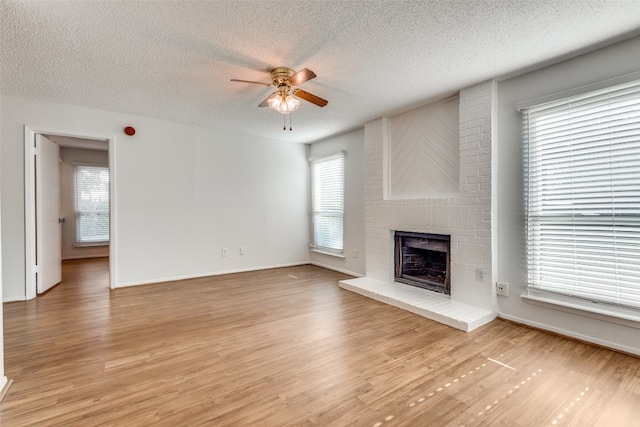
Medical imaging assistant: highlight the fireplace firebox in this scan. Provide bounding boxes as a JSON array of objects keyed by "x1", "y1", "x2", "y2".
[{"x1": 394, "y1": 231, "x2": 451, "y2": 295}]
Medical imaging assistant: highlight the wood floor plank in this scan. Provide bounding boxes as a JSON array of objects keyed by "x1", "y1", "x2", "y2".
[{"x1": 1, "y1": 258, "x2": 639, "y2": 426}]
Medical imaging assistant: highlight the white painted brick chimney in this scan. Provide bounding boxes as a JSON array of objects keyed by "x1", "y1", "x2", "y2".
[{"x1": 341, "y1": 81, "x2": 497, "y2": 331}]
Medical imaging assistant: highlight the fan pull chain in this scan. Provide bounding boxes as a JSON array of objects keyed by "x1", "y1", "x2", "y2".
[{"x1": 282, "y1": 113, "x2": 293, "y2": 131}]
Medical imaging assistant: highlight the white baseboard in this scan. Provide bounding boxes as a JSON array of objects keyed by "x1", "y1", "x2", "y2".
[
  {"x1": 115, "y1": 262, "x2": 311, "y2": 288},
  {"x1": 62, "y1": 255, "x2": 109, "y2": 260},
  {"x1": 0, "y1": 377, "x2": 11, "y2": 402},
  {"x1": 498, "y1": 313, "x2": 640, "y2": 357},
  {"x1": 3, "y1": 295, "x2": 27, "y2": 303},
  {"x1": 309, "y1": 261, "x2": 363, "y2": 278}
]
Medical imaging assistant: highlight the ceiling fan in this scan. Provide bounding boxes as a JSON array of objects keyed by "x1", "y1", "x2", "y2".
[{"x1": 231, "y1": 67, "x2": 328, "y2": 115}]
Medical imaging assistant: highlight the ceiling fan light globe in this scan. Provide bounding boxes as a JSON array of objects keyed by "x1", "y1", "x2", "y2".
[
  {"x1": 282, "y1": 95, "x2": 300, "y2": 113},
  {"x1": 267, "y1": 95, "x2": 282, "y2": 110},
  {"x1": 269, "y1": 94, "x2": 300, "y2": 114}
]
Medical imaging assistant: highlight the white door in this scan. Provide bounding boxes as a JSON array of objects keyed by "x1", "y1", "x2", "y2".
[{"x1": 36, "y1": 134, "x2": 62, "y2": 293}]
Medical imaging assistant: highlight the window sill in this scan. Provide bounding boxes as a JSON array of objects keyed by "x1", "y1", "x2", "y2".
[
  {"x1": 310, "y1": 248, "x2": 345, "y2": 259},
  {"x1": 74, "y1": 242, "x2": 109, "y2": 248},
  {"x1": 521, "y1": 292, "x2": 640, "y2": 330}
]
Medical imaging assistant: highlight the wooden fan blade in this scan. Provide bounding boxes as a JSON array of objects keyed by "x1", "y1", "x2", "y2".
[
  {"x1": 231, "y1": 79, "x2": 274, "y2": 87},
  {"x1": 293, "y1": 88, "x2": 328, "y2": 107},
  {"x1": 288, "y1": 68, "x2": 316, "y2": 86},
  {"x1": 259, "y1": 92, "x2": 278, "y2": 107}
]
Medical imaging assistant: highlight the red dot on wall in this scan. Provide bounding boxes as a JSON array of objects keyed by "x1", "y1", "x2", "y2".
[{"x1": 124, "y1": 126, "x2": 136, "y2": 136}]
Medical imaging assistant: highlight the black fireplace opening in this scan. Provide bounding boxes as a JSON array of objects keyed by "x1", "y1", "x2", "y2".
[{"x1": 394, "y1": 231, "x2": 451, "y2": 295}]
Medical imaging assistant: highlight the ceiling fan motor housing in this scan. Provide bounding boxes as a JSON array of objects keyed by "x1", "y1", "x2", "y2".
[{"x1": 270, "y1": 68, "x2": 296, "y2": 87}]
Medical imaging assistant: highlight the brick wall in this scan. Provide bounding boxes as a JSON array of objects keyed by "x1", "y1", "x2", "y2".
[{"x1": 363, "y1": 81, "x2": 496, "y2": 311}]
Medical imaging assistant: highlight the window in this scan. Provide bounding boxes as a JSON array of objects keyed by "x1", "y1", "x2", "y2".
[
  {"x1": 311, "y1": 152, "x2": 344, "y2": 256},
  {"x1": 75, "y1": 165, "x2": 109, "y2": 246},
  {"x1": 523, "y1": 80, "x2": 640, "y2": 310}
]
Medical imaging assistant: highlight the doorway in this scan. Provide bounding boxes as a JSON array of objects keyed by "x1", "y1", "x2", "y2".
[{"x1": 24, "y1": 126, "x2": 116, "y2": 299}]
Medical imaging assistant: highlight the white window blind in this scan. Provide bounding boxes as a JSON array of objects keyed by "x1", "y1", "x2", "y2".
[
  {"x1": 311, "y1": 152, "x2": 344, "y2": 255},
  {"x1": 75, "y1": 165, "x2": 110, "y2": 245},
  {"x1": 523, "y1": 79, "x2": 640, "y2": 310}
]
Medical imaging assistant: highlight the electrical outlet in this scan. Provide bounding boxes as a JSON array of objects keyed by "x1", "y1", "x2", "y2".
[
  {"x1": 475, "y1": 268, "x2": 485, "y2": 281},
  {"x1": 496, "y1": 282, "x2": 509, "y2": 296},
  {"x1": 353, "y1": 249, "x2": 358, "y2": 258},
  {"x1": 221, "y1": 248, "x2": 228, "y2": 257},
  {"x1": 240, "y1": 247, "x2": 247, "y2": 255}
]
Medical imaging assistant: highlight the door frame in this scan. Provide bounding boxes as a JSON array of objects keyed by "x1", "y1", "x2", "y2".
[{"x1": 24, "y1": 125, "x2": 117, "y2": 299}]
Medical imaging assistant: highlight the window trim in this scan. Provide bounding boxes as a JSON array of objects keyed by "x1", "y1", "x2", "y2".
[
  {"x1": 521, "y1": 78, "x2": 640, "y2": 319},
  {"x1": 74, "y1": 164, "x2": 110, "y2": 246},
  {"x1": 516, "y1": 71, "x2": 640, "y2": 112},
  {"x1": 521, "y1": 291, "x2": 640, "y2": 330},
  {"x1": 310, "y1": 246, "x2": 346, "y2": 259},
  {"x1": 310, "y1": 151, "x2": 345, "y2": 256}
]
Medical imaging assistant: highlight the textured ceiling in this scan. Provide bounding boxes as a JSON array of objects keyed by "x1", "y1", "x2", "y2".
[{"x1": 2, "y1": 1, "x2": 640, "y2": 143}]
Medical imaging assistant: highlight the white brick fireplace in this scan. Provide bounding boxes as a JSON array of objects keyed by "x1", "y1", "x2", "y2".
[{"x1": 340, "y1": 82, "x2": 497, "y2": 331}]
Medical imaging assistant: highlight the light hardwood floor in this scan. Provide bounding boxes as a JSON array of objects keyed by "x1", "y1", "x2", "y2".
[{"x1": 1, "y1": 258, "x2": 639, "y2": 426}]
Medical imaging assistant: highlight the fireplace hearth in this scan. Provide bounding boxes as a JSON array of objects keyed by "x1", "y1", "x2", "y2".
[{"x1": 394, "y1": 231, "x2": 451, "y2": 295}]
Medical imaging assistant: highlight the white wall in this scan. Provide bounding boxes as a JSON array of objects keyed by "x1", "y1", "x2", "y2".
[
  {"x1": 308, "y1": 128, "x2": 366, "y2": 276},
  {"x1": 496, "y1": 35, "x2": 640, "y2": 355},
  {"x1": 60, "y1": 147, "x2": 110, "y2": 260},
  {"x1": 1, "y1": 95, "x2": 310, "y2": 300}
]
